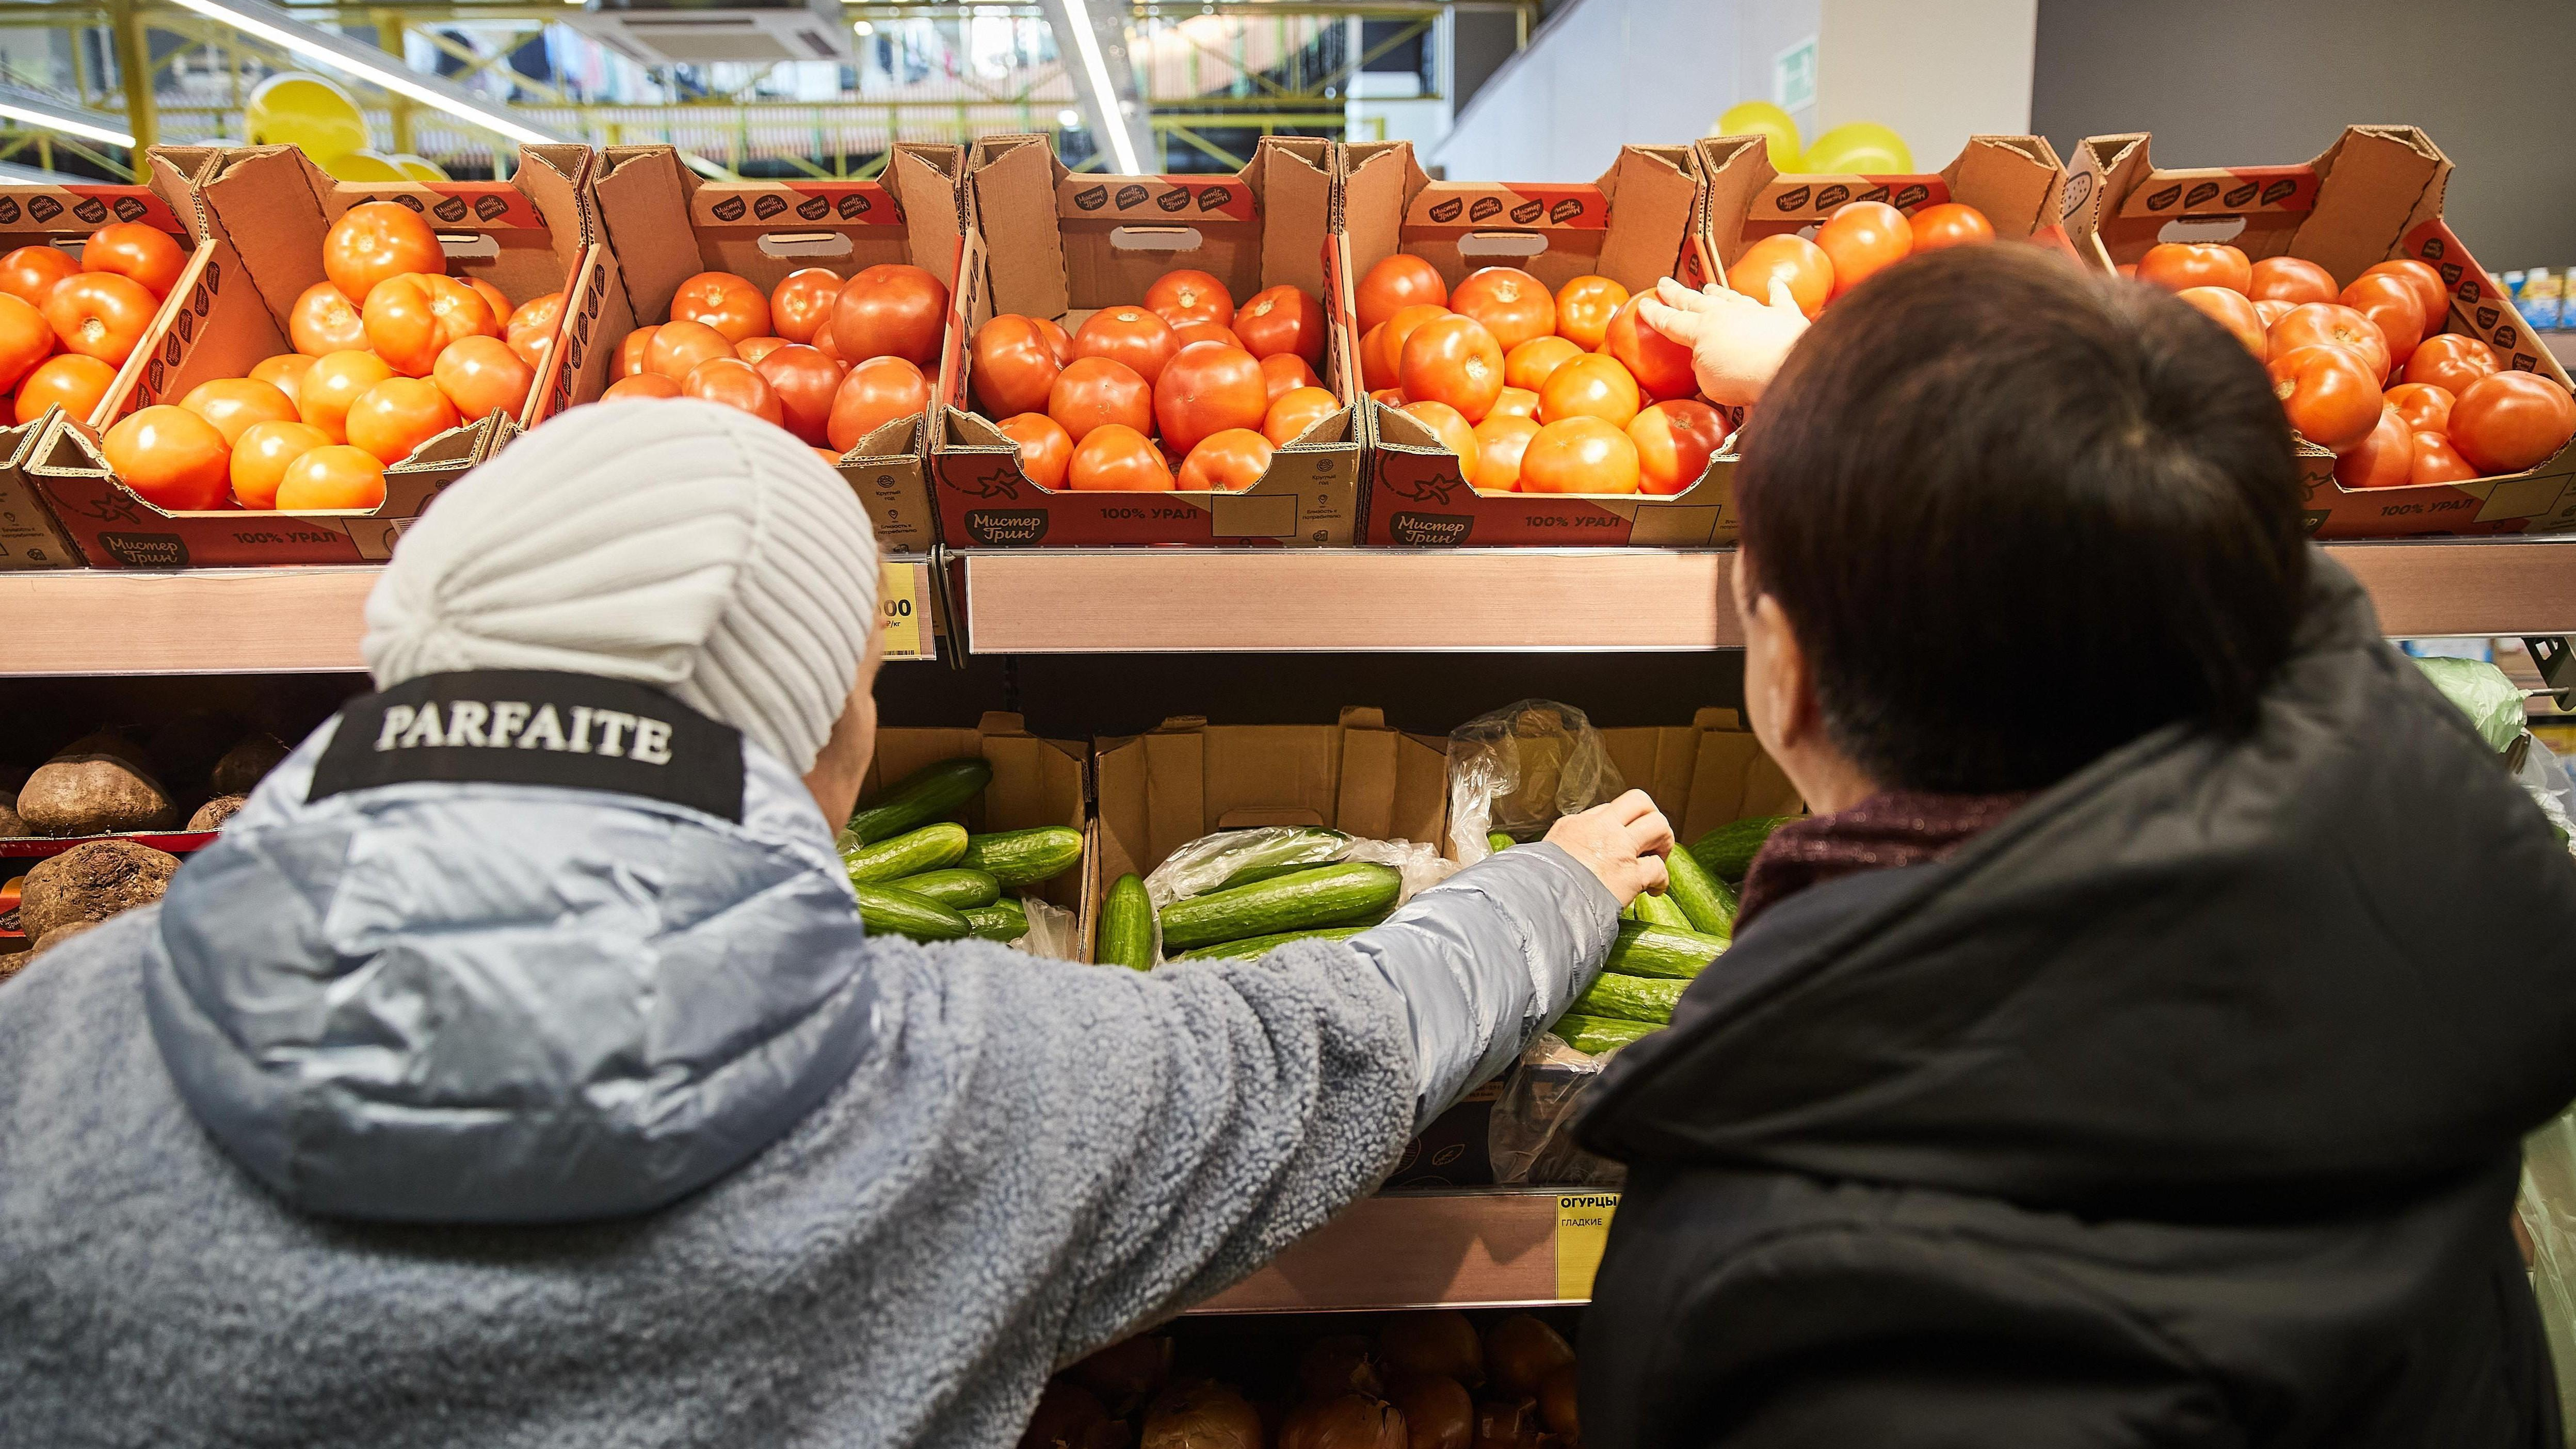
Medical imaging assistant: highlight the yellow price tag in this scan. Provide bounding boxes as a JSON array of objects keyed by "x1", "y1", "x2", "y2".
[
  {"x1": 1555, "y1": 1192, "x2": 1618, "y2": 1299},
  {"x1": 879, "y1": 558, "x2": 934, "y2": 662}
]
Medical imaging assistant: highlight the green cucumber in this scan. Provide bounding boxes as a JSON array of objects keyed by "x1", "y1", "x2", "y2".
[
  {"x1": 1098, "y1": 873, "x2": 1154, "y2": 970},
  {"x1": 1570, "y1": 972, "x2": 1686, "y2": 1024},
  {"x1": 1487, "y1": 831, "x2": 1516, "y2": 854},
  {"x1": 843, "y1": 822, "x2": 969, "y2": 883},
  {"x1": 960, "y1": 826, "x2": 1084, "y2": 887},
  {"x1": 846, "y1": 758, "x2": 992, "y2": 844},
  {"x1": 962, "y1": 898, "x2": 1029, "y2": 942},
  {"x1": 1605, "y1": 921, "x2": 1727, "y2": 979},
  {"x1": 889, "y1": 867, "x2": 1001, "y2": 909},
  {"x1": 1690, "y1": 814, "x2": 1794, "y2": 883},
  {"x1": 1662, "y1": 843, "x2": 1736, "y2": 938},
  {"x1": 1204, "y1": 827, "x2": 1351, "y2": 892},
  {"x1": 1218, "y1": 863, "x2": 1326, "y2": 890},
  {"x1": 1168, "y1": 925, "x2": 1368, "y2": 962},
  {"x1": 1159, "y1": 862, "x2": 1402, "y2": 951},
  {"x1": 1632, "y1": 890, "x2": 1693, "y2": 930},
  {"x1": 1556, "y1": 1012, "x2": 1659, "y2": 1055},
  {"x1": 854, "y1": 883, "x2": 971, "y2": 941},
  {"x1": 1620, "y1": 900, "x2": 1641, "y2": 922}
]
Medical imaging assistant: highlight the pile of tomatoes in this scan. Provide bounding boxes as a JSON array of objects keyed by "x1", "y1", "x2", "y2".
[
  {"x1": 2134, "y1": 242, "x2": 2576, "y2": 488},
  {"x1": 95, "y1": 200, "x2": 560, "y2": 514},
  {"x1": 601, "y1": 261, "x2": 949, "y2": 463},
  {"x1": 1722, "y1": 199, "x2": 1999, "y2": 318},
  {"x1": 961, "y1": 271, "x2": 1328, "y2": 491},
  {"x1": 0, "y1": 221, "x2": 188, "y2": 431}
]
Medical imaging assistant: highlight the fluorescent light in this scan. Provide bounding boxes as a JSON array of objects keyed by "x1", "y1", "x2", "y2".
[
  {"x1": 164, "y1": 0, "x2": 569, "y2": 148},
  {"x1": 1056, "y1": 108, "x2": 1081, "y2": 128},
  {"x1": 1055, "y1": 0, "x2": 1141, "y2": 175},
  {"x1": 854, "y1": 19, "x2": 874, "y2": 34},
  {"x1": 0, "y1": 90, "x2": 136, "y2": 149}
]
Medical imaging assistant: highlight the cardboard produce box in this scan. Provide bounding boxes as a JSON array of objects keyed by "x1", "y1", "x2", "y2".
[
  {"x1": 2066, "y1": 125, "x2": 2576, "y2": 539},
  {"x1": 0, "y1": 156, "x2": 208, "y2": 571},
  {"x1": 584, "y1": 143, "x2": 966, "y2": 555},
  {"x1": 933, "y1": 135, "x2": 1361, "y2": 548},
  {"x1": 1597, "y1": 706, "x2": 1804, "y2": 843},
  {"x1": 19, "y1": 143, "x2": 598, "y2": 569},
  {"x1": 1340, "y1": 140, "x2": 1713, "y2": 547},
  {"x1": 863, "y1": 713, "x2": 1092, "y2": 951}
]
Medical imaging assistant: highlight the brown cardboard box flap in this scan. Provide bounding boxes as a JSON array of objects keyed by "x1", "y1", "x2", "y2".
[{"x1": 1600, "y1": 714, "x2": 1801, "y2": 843}]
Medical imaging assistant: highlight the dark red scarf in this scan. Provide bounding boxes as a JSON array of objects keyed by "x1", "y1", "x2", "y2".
[{"x1": 1734, "y1": 791, "x2": 2033, "y2": 931}]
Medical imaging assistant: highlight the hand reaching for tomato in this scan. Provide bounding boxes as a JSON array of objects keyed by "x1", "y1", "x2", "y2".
[{"x1": 1634, "y1": 277, "x2": 1808, "y2": 408}]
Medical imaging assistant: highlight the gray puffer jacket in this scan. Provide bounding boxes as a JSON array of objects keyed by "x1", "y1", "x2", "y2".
[{"x1": 0, "y1": 675, "x2": 1616, "y2": 1449}]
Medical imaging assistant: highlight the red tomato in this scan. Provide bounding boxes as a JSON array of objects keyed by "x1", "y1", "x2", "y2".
[
  {"x1": 1144, "y1": 269, "x2": 1234, "y2": 329},
  {"x1": 228, "y1": 418, "x2": 330, "y2": 509},
  {"x1": 2253, "y1": 298, "x2": 2296, "y2": 328},
  {"x1": 2363, "y1": 259, "x2": 2448, "y2": 337},
  {"x1": 0, "y1": 244, "x2": 76, "y2": 309},
  {"x1": 2449, "y1": 372, "x2": 2576, "y2": 475},
  {"x1": 1178, "y1": 428, "x2": 1274, "y2": 491},
  {"x1": 344, "y1": 376, "x2": 460, "y2": 464},
  {"x1": 831, "y1": 263, "x2": 948, "y2": 366},
  {"x1": 1365, "y1": 304, "x2": 1447, "y2": 395},
  {"x1": 178, "y1": 377, "x2": 298, "y2": 446},
  {"x1": 1450, "y1": 267, "x2": 1556, "y2": 352},
  {"x1": 972, "y1": 314, "x2": 1065, "y2": 418},
  {"x1": 83, "y1": 222, "x2": 185, "y2": 299},
  {"x1": 620, "y1": 326, "x2": 658, "y2": 378},
  {"x1": 753, "y1": 344, "x2": 842, "y2": 446},
  {"x1": 1262, "y1": 386, "x2": 1340, "y2": 446},
  {"x1": 298, "y1": 350, "x2": 395, "y2": 443},
  {"x1": 2268, "y1": 303, "x2": 2389, "y2": 378},
  {"x1": 103, "y1": 404, "x2": 231, "y2": 510},
  {"x1": 1520, "y1": 415, "x2": 1640, "y2": 494},
  {"x1": 1816, "y1": 201, "x2": 1912, "y2": 299},
  {"x1": 323, "y1": 202, "x2": 443, "y2": 307},
  {"x1": 680, "y1": 356, "x2": 784, "y2": 425},
  {"x1": 1170, "y1": 320, "x2": 1245, "y2": 351},
  {"x1": 826, "y1": 356, "x2": 930, "y2": 453},
  {"x1": 1539, "y1": 353, "x2": 1643, "y2": 429},
  {"x1": 2267, "y1": 344, "x2": 2383, "y2": 453},
  {"x1": 1398, "y1": 400, "x2": 1478, "y2": 478},
  {"x1": 1628, "y1": 399, "x2": 1728, "y2": 495},
  {"x1": 1065, "y1": 423, "x2": 1174, "y2": 491},
  {"x1": 1399, "y1": 314, "x2": 1505, "y2": 422},
  {"x1": 1357, "y1": 254, "x2": 1447, "y2": 332},
  {"x1": 1154, "y1": 343, "x2": 1268, "y2": 457},
  {"x1": 1033, "y1": 316, "x2": 1072, "y2": 366},
  {"x1": 506, "y1": 292, "x2": 564, "y2": 371},
  {"x1": 1505, "y1": 335, "x2": 1584, "y2": 393},
  {"x1": 2403, "y1": 333, "x2": 2498, "y2": 395},
  {"x1": 1072, "y1": 306, "x2": 1180, "y2": 386},
  {"x1": 770, "y1": 269, "x2": 841, "y2": 345},
  {"x1": 997, "y1": 412, "x2": 1073, "y2": 489},
  {"x1": 1906, "y1": 203, "x2": 1993, "y2": 251},
  {"x1": 2385, "y1": 382, "x2": 2454, "y2": 436},
  {"x1": 2137, "y1": 242, "x2": 2251, "y2": 295},
  {"x1": 433, "y1": 334, "x2": 536, "y2": 422},
  {"x1": 1605, "y1": 296, "x2": 1699, "y2": 399},
  {"x1": 44, "y1": 271, "x2": 156, "y2": 365},
  {"x1": 1472, "y1": 413, "x2": 1538, "y2": 492},
  {"x1": 0, "y1": 293, "x2": 51, "y2": 391},
  {"x1": 2410, "y1": 430, "x2": 2478, "y2": 485},
  {"x1": 672, "y1": 271, "x2": 771, "y2": 345},
  {"x1": 2333, "y1": 406, "x2": 2412, "y2": 490},
  {"x1": 287, "y1": 280, "x2": 367, "y2": 357},
  {"x1": 2175, "y1": 286, "x2": 2266, "y2": 356},
  {"x1": 603, "y1": 373, "x2": 681, "y2": 401},
  {"x1": 735, "y1": 336, "x2": 788, "y2": 366},
  {"x1": 13, "y1": 352, "x2": 116, "y2": 426},
  {"x1": 1047, "y1": 356, "x2": 1154, "y2": 444},
  {"x1": 363, "y1": 273, "x2": 501, "y2": 377},
  {"x1": 275, "y1": 444, "x2": 386, "y2": 511},
  {"x1": 2246, "y1": 255, "x2": 2337, "y2": 305},
  {"x1": 2339, "y1": 273, "x2": 2425, "y2": 366},
  {"x1": 1728, "y1": 234, "x2": 1832, "y2": 318},
  {"x1": 1233, "y1": 284, "x2": 1324, "y2": 365},
  {"x1": 646, "y1": 319, "x2": 736, "y2": 382},
  {"x1": 1369, "y1": 386, "x2": 1407, "y2": 406},
  {"x1": 250, "y1": 353, "x2": 315, "y2": 409},
  {"x1": 1489, "y1": 387, "x2": 1540, "y2": 421},
  {"x1": 1259, "y1": 352, "x2": 1319, "y2": 401},
  {"x1": 1552, "y1": 275, "x2": 1629, "y2": 351}
]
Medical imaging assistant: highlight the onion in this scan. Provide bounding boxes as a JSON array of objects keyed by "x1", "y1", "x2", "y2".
[
  {"x1": 1142, "y1": 1379, "x2": 1265, "y2": 1449},
  {"x1": 1279, "y1": 1394, "x2": 1408, "y2": 1449},
  {"x1": 1471, "y1": 1399, "x2": 1536, "y2": 1449},
  {"x1": 1536, "y1": 1366, "x2": 1577, "y2": 1438},
  {"x1": 1022, "y1": 1380, "x2": 1110, "y2": 1449},
  {"x1": 1378, "y1": 1311, "x2": 1482, "y2": 1388},
  {"x1": 1386, "y1": 1375, "x2": 1474, "y2": 1449},
  {"x1": 1077, "y1": 1334, "x2": 1174, "y2": 1412},
  {"x1": 1297, "y1": 1335, "x2": 1384, "y2": 1402},
  {"x1": 1482, "y1": 1316, "x2": 1574, "y2": 1400}
]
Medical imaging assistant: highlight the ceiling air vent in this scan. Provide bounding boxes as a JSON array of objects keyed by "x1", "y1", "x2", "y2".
[{"x1": 562, "y1": 0, "x2": 853, "y2": 66}]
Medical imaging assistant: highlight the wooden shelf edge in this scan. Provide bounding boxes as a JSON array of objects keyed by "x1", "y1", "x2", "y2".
[{"x1": 1185, "y1": 1188, "x2": 1604, "y2": 1315}]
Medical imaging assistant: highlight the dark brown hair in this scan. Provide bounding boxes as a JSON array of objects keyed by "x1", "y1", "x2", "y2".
[{"x1": 1733, "y1": 244, "x2": 2309, "y2": 794}]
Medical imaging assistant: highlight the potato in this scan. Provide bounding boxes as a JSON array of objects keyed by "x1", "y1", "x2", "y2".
[
  {"x1": 0, "y1": 800, "x2": 24, "y2": 838},
  {"x1": 30, "y1": 918, "x2": 101, "y2": 958},
  {"x1": 211, "y1": 733, "x2": 290, "y2": 796},
  {"x1": 187, "y1": 795, "x2": 247, "y2": 832},
  {"x1": 17, "y1": 734, "x2": 176, "y2": 836},
  {"x1": 19, "y1": 840, "x2": 179, "y2": 943}
]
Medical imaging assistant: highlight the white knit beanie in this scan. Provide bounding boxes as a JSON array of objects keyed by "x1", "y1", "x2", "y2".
[{"x1": 362, "y1": 398, "x2": 879, "y2": 774}]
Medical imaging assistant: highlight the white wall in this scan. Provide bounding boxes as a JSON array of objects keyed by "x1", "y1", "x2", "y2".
[{"x1": 1818, "y1": 0, "x2": 2035, "y2": 169}]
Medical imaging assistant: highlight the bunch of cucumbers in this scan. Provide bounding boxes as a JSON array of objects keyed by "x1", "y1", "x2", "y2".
[
  {"x1": 1547, "y1": 814, "x2": 1789, "y2": 1055},
  {"x1": 840, "y1": 758, "x2": 1084, "y2": 945},
  {"x1": 1095, "y1": 826, "x2": 1404, "y2": 971}
]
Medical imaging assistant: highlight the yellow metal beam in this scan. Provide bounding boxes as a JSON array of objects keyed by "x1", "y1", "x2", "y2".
[{"x1": 108, "y1": 0, "x2": 154, "y2": 176}]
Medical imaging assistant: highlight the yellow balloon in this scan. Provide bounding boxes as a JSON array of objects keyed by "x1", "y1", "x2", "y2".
[
  {"x1": 1715, "y1": 101, "x2": 1804, "y2": 172},
  {"x1": 318, "y1": 149, "x2": 408, "y2": 183},
  {"x1": 389, "y1": 153, "x2": 451, "y2": 183},
  {"x1": 1801, "y1": 121, "x2": 1913, "y2": 176},
  {"x1": 243, "y1": 72, "x2": 370, "y2": 163}
]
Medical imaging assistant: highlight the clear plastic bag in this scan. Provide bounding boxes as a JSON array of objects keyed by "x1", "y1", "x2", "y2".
[
  {"x1": 1446, "y1": 700, "x2": 1625, "y2": 866},
  {"x1": 1487, "y1": 1032, "x2": 1627, "y2": 1188},
  {"x1": 1017, "y1": 895, "x2": 1080, "y2": 960},
  {"x1": 2413, "y1": 655, "x2": 2528, "y2": 753},
  {"x1": 2514, "y1": 733, "x2": 2576, "y2": 859},
  {"x1": 1140, "y1": 825, "x2": 1457, "y2": 967}
]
